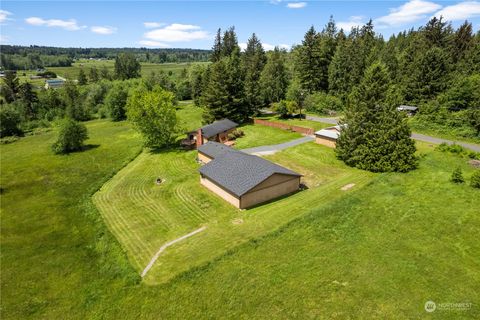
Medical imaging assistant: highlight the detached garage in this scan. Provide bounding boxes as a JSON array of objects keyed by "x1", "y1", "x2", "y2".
[{"x1": 198, "y1": 142, "x2": 302, "y2": 209}]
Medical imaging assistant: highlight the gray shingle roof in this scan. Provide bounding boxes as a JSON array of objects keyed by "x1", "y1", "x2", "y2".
[
  {"x1": 201, "y1": 119, "x2": 238, "y2": 138},
  {"x1": 199, "y1": 148, "x2": 301, "y2": 197},
  {"x1": 198, "y1": 141, "x2": 239, "y2": 159}
]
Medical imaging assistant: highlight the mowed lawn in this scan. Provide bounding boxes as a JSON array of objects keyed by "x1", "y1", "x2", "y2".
[
  {"x1": 257, "y1": 115, "x2": 333, "y2": 131},
  {"x1": 1, "y1": 118, "x2": 479, "y2": 319},
  {"x1": 93, "y1": 142, "x2": 371, "y2": 284}
]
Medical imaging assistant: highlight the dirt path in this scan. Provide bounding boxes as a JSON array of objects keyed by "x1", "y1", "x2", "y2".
[{"x1": 141, "y1": 226, "x2": 207, "y2": 278}]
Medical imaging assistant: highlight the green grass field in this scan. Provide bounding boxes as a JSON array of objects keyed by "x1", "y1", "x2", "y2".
[
  {"x1": 93, "y1": 142, "x2": 371, "y2": 284},
  {"x1": 1, "y1": 118, "x2": 479, "y2": 318},
  {"x1": 257, "y1": 115, "x2": 333, "y2": 131},
  {"x1": 47, "y1": 59, "x2": 209, "y2": 80}
]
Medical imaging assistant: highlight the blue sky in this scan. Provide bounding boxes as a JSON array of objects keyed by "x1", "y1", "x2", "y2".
[{"x1": 1, "y1": 1, "x2": 480, "y2": 49}]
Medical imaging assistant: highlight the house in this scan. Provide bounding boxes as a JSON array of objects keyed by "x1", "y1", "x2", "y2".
[
  {"x1": 45, "y1": 79, "x2": 65, "y2": 89},
  {"x1": 198, "y1": 142, "x2": 302, "y2": 209},
  {"x1": 397, "y1": 105, "x2": 418, "y2": 116},
  {"x1": 314, "y1": 125, "x2": 343, "y2": 148},
  {"x1": 182, "y1": 119, "x2": 238, "y2": 149}
]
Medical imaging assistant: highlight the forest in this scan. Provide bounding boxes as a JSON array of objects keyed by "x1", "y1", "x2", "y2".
[{"x1": 1, "y1": 16, "x2": 479, "y2": 142}]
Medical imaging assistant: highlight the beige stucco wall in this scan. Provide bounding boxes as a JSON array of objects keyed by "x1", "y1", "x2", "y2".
[
  {"x1": 200, "y1": 176, "x2": 240, "y2": 208},
  {"x1": 315, "y1": 136, "x2": 336, "y2": 148},
  {"x1": 198, "y1": 152, "x2": 213, "y2": 164},
  {"x1": 240, "y1": 175, "x2": 300, "y2": 209}
]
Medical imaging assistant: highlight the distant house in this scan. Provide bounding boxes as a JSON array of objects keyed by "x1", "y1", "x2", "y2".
[
  {"x1": 314, "y1": 125, "x2": 343, "y2": 148},
  {"x1": 198, "y1": 142, "x2": 302, "y2": 209},
  {"x1": 45, "y1": 79, "x2": 65, "y2": 89},
  {"x1": 182, "y1": 119, "x2": 238, "y2": 149},
  {"x1": 397, "y1": 105, "x2": 418, "y2": 116}
]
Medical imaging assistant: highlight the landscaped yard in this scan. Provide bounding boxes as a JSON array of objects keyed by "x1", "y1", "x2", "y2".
[
  {"x1": 93, "y1": 142, "x2": 371, "y2": 284},
  {"x1": 1, "y1": 119, "x2": 479, "y2": 319}
]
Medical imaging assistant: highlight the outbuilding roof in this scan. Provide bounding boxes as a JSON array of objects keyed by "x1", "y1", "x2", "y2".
[
  {"x1": 198, "y1": 141, "x2": 240, "y2": 159},
  {"x1": 200, "y1": 119, "x2": 238, "y2": 138},
  {"x1": 314, "y1": 125, "x2": 344, "y2": 140},
  {"x1": 199, "y1": 146, "x2": 301, "y2": 197}
]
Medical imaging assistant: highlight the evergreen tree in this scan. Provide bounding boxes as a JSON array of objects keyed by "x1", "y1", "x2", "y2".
[
  {"x1": 295, "y1": 26, "x2": 323, "y2": 92},
  {"x1": 452, "y1": 21, "x2": 474, "y2": 63},
  {"x1": 222, "y1": 26, "x2": 239, "y2": 57},
  {"x1": 0, "y1": 71, "x2": 19, "y2": 103},
  {"x1": 328, "y1": 37, "x2": 354, "y2": 100},
  {"x1": 211, "y1": 28, "x2": 223, "y2": 62},
  {"x1": 422, "y1": 16, "x2": 453, "y2": 48},
  {"x1": 202, "y1": 60, "x2": 230, "y2": 123},
  {"x1": 260, "y1": 47, "x2": 289, "y2": 104},
  {"x1": 450, "y1": 167, "x2": 465, "y2": 183},
  {"x1": 77, "y1": 69, "x2": 88, "y2": 85},
  {"x1": 336, "y1": 62, "x2": 417, "y2": 172},
  {"x1": 114, "y1": 53, "x2": 141, "y2": 80},
  {"x1": 412, "y1": 47, "x2": 449, "y2": 101},
  {"x1": 225, "y1": 48, "x2": 246, "y2": 122},
  {"x1": 243, "y1": 33, "x2": 267, "y2": 116},
  {"x1": 317, "y1": 16, "x2": 338, "y2": 91},
  {"x1": 18, "y1": 82, "x2": 38, "y2": 120},
  {"x1": 89, "y1": 67, "x2": 99, "y2": 83}
]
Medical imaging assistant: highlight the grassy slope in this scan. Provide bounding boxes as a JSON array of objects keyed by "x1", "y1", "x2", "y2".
[
  {"x1": 234, "y1": 124, "x2": 303, "y2": 149},
  {"x1": 93, "y1": 142, "x2": 371, "y2": 284},
  {"x1": 0, "y1": 120, "x2": 143, "y2": 318},
  {"x1": 1, "y1": 118, "x2": 479, "y2": 319}
]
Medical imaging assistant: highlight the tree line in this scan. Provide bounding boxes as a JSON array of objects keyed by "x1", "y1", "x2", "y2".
[{"x1": 0, "y1": 45, "x2": 211, "y2": 70}]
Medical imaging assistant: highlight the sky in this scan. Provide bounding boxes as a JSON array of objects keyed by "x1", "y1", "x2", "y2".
[{"x1": 1, "y1": 0, "x2": 480, "y2": 50}]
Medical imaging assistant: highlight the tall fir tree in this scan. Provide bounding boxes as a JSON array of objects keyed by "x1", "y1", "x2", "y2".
[
  {"x1": 317, "y1": 16, "x2": 338, "y2": 91},
  {"x1": 222, "y1": 26, "x2": 239, "y2": 58},
  {"x1": 243, "y1": 33, "x2": 267, "y2": 116},
  {"x1": 202, "y1": 60, "x2": 230, "y2": 123},
  {"x1": 211, "y1": 28, "x2": 223, "y2": 62},
  {"x1": 336, "y1": 62, "x2": 417, "y2": 172},
  {"x1": 260, "y1": 47, "x2": 289, "y2": 105},
  {"x1": 295, "y1": 26, "x2": 323, "y2": 93}
]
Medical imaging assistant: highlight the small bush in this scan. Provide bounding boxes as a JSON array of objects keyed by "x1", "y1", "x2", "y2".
[
  {"x1": 436, "y1": 143, "x2": 480, "y2": 159},
  {"x1": 471, "y1": 170, "x2": 480, "y2": 188},
  {"x1": 228, "y1": 129, "x2": 245, "y2": 140},
  {"x1": 451, "y1": 167, "x2": 465, "y2": 183},
  {"x1": 0, "y1": 105, "x2": 23, "y2": 137},
  {"x1": 52, "y1": 118, "x2": 88, "y2": 154}
]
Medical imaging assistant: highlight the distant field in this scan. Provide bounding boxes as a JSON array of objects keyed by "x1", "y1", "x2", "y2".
[
  {"x1": 47, "y1": 59, "x2": 209, "y2": 80},
  {"x1": 93, "y1": 139, "x2": 372, "y2": 284}
]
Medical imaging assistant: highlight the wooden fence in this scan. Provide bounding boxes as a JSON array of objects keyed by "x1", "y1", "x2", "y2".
[{"x1": 253, "y1": 119, "x2": 315, "y2": 136}]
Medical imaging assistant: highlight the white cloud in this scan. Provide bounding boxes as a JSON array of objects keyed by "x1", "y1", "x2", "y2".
[
  {"x1": 433, "y1": 1, "x2": 480, "y2": 21},
  {"x1": 143, "y1": 23, "x2": 209, "y2": 42},
  {"x1": 337, "y1": 16, "x2": 365, "y2": 31},
  {"x1": 287, "y1": 2, "x2": 307, "y2": 9},
  {"x1": 144, "y1": 22, "x2": 165, "y2": 28},
  {"x1": 0, "y1": 10, "x2": 13, "y2": 23},
  {"x1": 139, "y1": 40, "x2": 169, "y2": 47},
  {"x1": 0, "y1": 34, "x2": 9, "y2": 44},
  {"x1": 25, "y1": 16, "x2": 85, "y2": 31},
  {"x1": 375, "y1": 0, "x2": 442, "y2": 27},
  {"x1": 91, "y1": 26, "x2": 117, "y2": 35}
]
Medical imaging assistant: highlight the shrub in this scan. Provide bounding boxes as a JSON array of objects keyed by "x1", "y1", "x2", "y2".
[
  {"x1": 272, "y1": 100, "x2": 298, "y2": 119},
  {"x1": 304, "y1": 92, "x2": 343, "y2": 114},
  {"x1": 471, "y1": 170, "x2": 480, "y2": 188},
  {"x1": 450, "y1": 167, "x2": 465, "y2": 183},
  {"x1": 0, "y1": 105, "x2": 23, "y2": 137},
  {"x1": 227, "y1": 129, "x2": 244, "y2": 140},
  {"x1": 51, "y1": 118, "x2": 88, "y2": 154}
]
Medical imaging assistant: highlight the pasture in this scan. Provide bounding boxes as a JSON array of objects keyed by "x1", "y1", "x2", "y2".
[
  {"x1": 47, "y1": 59, "x2": 209, "y2": 80},
  {"x1": 1, "y1": 117, "x2": 479, "y2": 318}
]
